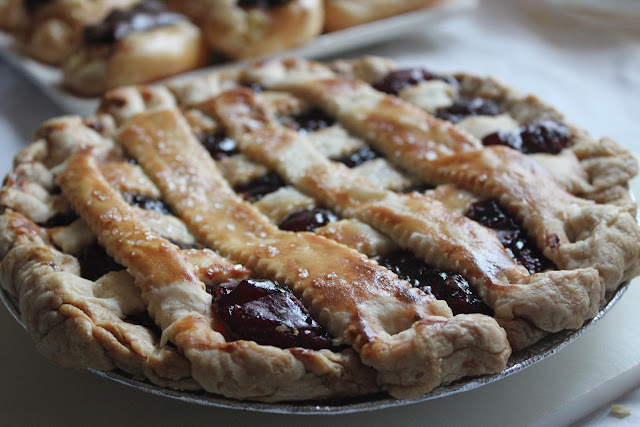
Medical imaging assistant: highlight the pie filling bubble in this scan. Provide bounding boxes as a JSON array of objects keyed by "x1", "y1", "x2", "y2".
[
  {"x1": 234, "y1": 171, "x2": 287, "y2": 202},
  {"x1": 279, "y1": 107, "x2": 335, "y2": 133},
  {"x1": 77, "y1": 242, "x2": 125, "y2": 281},
  {"x1": 372, "y1": 68, "x2": 460, "y2": 95},
  {"x1": 434, "y1": 97, "x2": 501, "y2": 123},
  {"x1": 200, "y1": 132, "x2": 239, "y2": 160},
  {"x1": 376, "y1": 251, "x2": 493, "y2": 316},
  {"x1": 209, "y1": 279, "x2": 333, "y2": 350},
  {"x1": 279, "y1": 207, "x2": 339, "y2": 232},
  {"x1": 466, "y1": 199, "x2": 555, "y2": 273}
]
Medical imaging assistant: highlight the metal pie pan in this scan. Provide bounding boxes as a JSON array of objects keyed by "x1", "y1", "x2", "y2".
[{"x1": 0, "y1": 281, "x2": 629, "y2": 414}]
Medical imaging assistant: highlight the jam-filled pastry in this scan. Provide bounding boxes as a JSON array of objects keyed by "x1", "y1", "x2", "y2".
[
  {"x1": 62, "y1": 1, "x2": 208, "y2": 97},
  {"x1": 1, "y1": 0, "x2": 140, "y2": 65},
  {"x1": 161, "y1": 0, "x2": 323, "y2": 60},
  {"x1": 1, "y1": 57, "x2": 639, "y2": 403},
  {"x1": 323, "y1": 0, "x2": 439, "y2": 32}
]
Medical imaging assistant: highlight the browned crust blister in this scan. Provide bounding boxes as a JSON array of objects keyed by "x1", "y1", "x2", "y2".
[{"x1": 1, "y1": 56, "x2": 639, "y2": 401}]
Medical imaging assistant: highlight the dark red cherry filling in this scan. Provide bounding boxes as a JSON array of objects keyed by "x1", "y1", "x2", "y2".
[
  {"x1": 126, "y1": 193, "x2": 172, "y2": 215},
  {"x1": 377, "y1": 251, "x2": 493, "y2": 316},
  {"x1": 83, "y1": 1, "x2": 185, "y2": 45},
  {"x1": 125, "y1": 311, "x2": 162, "y2": 337},
  {"x1": 200, "y1": 131, "x2": 239, "y2": 160},
  {"x1": 234, "y1": 171, "x2": 286, "y2": 201},
  {"x1": 279, "y1": 207, "x2": 339, "y2": 232},
  {"x1": 279, "y1": 108, "x2": 335, "y2": 133},
  {"x1": 238, "y1": 0, "x2": 292, "y2": 9},
  {"x1": 372, "y1": 68, "x2": 459, "y2": 95},
  {"x1": 335, "y1": 145, "x2": 381, "y2": 168},
  {"x1": 482, "y1": 120, "x2": 572, "y2": 154},
  {"x1": 210, "y1": 279, "x2": 333, "y2": 350},
  {"x1": 41, "y1": 212, "x2": 78, "y2": 228},
  {"x1": 465, "y1": 199, "x2": 554, "y2": 273},
  {"x1": 434, "y1": 97, "x2": 501, "y2": 123},
  {"x1": 77, "y1": 243, "x2": 125, "y2": 281}
]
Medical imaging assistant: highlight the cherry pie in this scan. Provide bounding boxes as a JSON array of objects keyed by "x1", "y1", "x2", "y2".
[{"x1": 1, "y1": 56, "x2": 638, "y2": 403}]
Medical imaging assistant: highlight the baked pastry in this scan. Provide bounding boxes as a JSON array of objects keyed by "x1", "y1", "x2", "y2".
[
  {"x1": 62, "y1": 1, "x2": 209, "y2": 97},
  {"x1": 161, "y1": 0, "x2": 324, "y2": 60},
  {"x1": 1, "y1": 57, "x2": 639, "y2": 403},
  {"x1": 1, "y1": 0, "x2": 140, "y2": 65},
  {"x1": 323, "y1": 0, "x2": 440, "y2": 32}
]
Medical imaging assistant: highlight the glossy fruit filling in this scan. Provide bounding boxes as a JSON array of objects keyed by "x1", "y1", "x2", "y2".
[
  {"x1": 435, "y1": 97, "x2": 501, "y2": 123},
  {"x1": 372, "y1": 68, "x2": 459, "y2": 95},
  {"x1": 335, "y1": 145, "x2": 381, "y2": 168},
  {"x1": 200, "y1": 131, "x2": 239, "y2": 160},
  {"x1": 465, "y1": 199, "x2": 554, "y2": 273},
  {"x1": 41, "y1": 212, "x2": 78, "y2": 228},
  {"x1": 210, "y1": 279, "x2": 333, "y2": 350},
  {"x1": 377, "y1": 251, "x2": 493, "y2": 316},
  {"x1": 77, "y1": 242, "x2": 125, "y2": 281},
  {"x1": 482, "y1": 120, "x2": 572, "y2": 154},
  {"x1": 279, "y1": 207, "x2": 339, "y2": 232},
  {"x1": 279, "y1": 107, "x2": 335, "y2": 133},
  {"x1": 234, "y1": 171, "x2": 287, "y2": 202},
  {"x1": 126, "y1": 193, "x2": 172, "y2": 215}
]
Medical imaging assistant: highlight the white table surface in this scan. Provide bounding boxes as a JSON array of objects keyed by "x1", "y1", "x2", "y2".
[{"x1": 1, "y1": 0, "x2": 640, "y2": 425}]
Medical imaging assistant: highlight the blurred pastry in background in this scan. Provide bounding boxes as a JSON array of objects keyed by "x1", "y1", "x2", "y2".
[
  {"x1": 324, "y1": 0, "x2": 439, "y2": 32},
  {"x1": 63, "y1": 1, "x2": 208, "y2": 96},
  {"x1": 0, "y1": 0, "x2": 140, "y2": 65},
  {"x1": 162, "y1": 0, "x2": 324, "y2": 60}
]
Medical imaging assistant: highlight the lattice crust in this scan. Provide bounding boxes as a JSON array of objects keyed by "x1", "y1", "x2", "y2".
[
  {"x1": 98, "y1": 58, "x2": 640, "y2": 348},
  {"x1": 163, "y1": 56, "x2": 639, "y2": 214},
  {"x1": 329, "y1": 56, "x2": 638, "y2": 213},
  {"x1": 2, "y1": 57, "x2": 639, "y2": 402}
]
